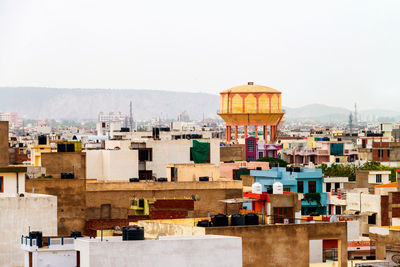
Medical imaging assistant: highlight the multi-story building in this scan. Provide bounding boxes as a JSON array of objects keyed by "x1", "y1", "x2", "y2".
[{"x1": 249, "y1": 167, "x2": 328, "y2": 215}]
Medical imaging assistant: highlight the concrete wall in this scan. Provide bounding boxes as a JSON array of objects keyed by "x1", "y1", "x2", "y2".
[
  {"x1": 25, "y1": 179, "x2": 86, "y2": 236},
  {"x1": 0, "y1": 121, "x2": 9, "y2": 166},
  {"x1": 86, "y1": 150, "x2": 139, "y2": 181},
  {"x1": 146, "y1": 139, "x2": 220, "y2": 178},
  {"x1": 85, "y1": 181, "x2": 242, "y2": 219},
  {"x1": 220, "y1": 161, "x2": 269, "y2": 179},
  {"x1": 75, "y1": 235, "x2": 242, "y2": 267},
  {"x1": 41, "y1": 152, "x2": 86, "y2": 179},
  {"x1": 26, "y1": 249, "x2": 77, "y2": 267},
  {"x1": 0, "y1": 194, "x2": 57, "y2": 267},
  {"x1": 104, "y1": 140, "x2": 131, "y2": 150},
  {"x1": 205, "y1": 223, "x2": 348, "y2": 267},
  {"x1": 138, "y1": 219, "x2": 206, "y2": 239},
  {"x1": 220, "y1": 145, "x2": 245, "y2": 162},
  {"x1": 166, "y1": 164, "x2": 220, "y2": 182},
  {"x1": 0, "y1": 172, "x2": 26, "y2": 195}
]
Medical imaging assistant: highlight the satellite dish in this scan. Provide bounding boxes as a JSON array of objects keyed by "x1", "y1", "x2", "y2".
[
  {"x1": 192, "y1": 194, "x2": 201, "y2": 201},
  {"x1": 329, "y1": 214, "x2": 338, "y2": 223}
]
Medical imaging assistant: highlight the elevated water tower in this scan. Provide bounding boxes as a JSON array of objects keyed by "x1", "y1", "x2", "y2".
[{"x1": 218, "y1": 82, "x2": 285, "y2": 144}]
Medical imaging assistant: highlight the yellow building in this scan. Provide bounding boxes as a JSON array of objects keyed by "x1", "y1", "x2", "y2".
[
  {"x1": 30, "y1": 145, "x2": 54, "y2": 166},
  {"x1": 218, "y1": 82, "x2": 284, "y2": 143}
]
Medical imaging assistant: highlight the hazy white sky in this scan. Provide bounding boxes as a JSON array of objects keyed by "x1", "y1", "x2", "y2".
[{"x1": 1, "y1": 0, "x2": 399, "y2": 110}]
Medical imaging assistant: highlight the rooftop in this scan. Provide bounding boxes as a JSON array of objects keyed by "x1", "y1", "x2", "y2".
[{"x1": 222, "y1": 83, "x2": 281, "y2": 94}]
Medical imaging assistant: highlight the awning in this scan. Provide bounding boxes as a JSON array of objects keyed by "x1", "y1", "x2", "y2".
[
  {"x1": 360, "y1": 211, "x2": 376, "y2": 216},
  {"x1": 219, "y1": 198, "x2": 259, "y2": 204},
  {"x1": 343, "y1": 210, "x2": 359, "y2": 215}
]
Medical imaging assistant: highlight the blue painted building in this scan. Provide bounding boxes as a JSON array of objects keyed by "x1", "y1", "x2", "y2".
[{"x1": 249, "y1": 167, "x2": 327, "y2": 215}]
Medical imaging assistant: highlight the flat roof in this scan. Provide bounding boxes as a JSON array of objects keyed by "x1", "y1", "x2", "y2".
[{"x1": 0, "y1": 166, "x2": 27, "y2": 173}]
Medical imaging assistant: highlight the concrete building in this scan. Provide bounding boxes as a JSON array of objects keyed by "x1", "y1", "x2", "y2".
[
  {"x1": 219, "y1": 161, "x2": 269, "y2": 180},
  {"x1": 41, "y1": 151, "x2": 86, "y2": 179},
  {"x1": 324, "y1": 177, "x2": 349, "y2": 216},
  {"x1": 75, "y1": 235, "x2": 242, "y2": 267},
  {"x1": 21, "y1": 236, "x2": 77, "y2": 267},
  {"x1": 0, "y1": 121, "x2": 58, "y2": 267},
  {"x1": 355, "y1": 170, "x2": 391, "y2": 192},
  {"x1": 166, "y1": 163, "x2": 220, "y2": 182},
  {"x1": 139, "y1": 218, "x2": 348, "y2": 267},
  {"x1": 86, "y1": 150, "x2": 138, "y2": 181},
  {"x1": 250, "y1": 167, "x2": 328, "y2": 215},
  {"x1": 218, "y1": 82, "x2": 284, "y2": 144}
]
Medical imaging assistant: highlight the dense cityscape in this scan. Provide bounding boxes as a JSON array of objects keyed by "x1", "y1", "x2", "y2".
[
  {"x1": 0, "y1": 82, "x2": 400, "y2": 267},
  {"x1": 2, "y1": 1, "x2": 400, "y2": 266}
]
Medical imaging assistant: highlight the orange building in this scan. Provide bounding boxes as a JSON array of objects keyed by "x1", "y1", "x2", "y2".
[{"x1": 218, "y1": 82, "x2": 284, "y2": 143}]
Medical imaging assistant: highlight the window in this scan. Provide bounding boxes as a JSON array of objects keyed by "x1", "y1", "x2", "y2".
[
  {"x1": 258, "y1": 152, "x2": 264, "y2": 158},
  {"x1": 335, "y1": 206, "x2": 342, "y2": 215},
  {"x1": 326, "y1": 183, "x2": 331, "y2": 193},
  {"x1": 376, "y1": 174, "x2": 382, "y2": 183},
  {"x1": 297, "y1": 181, "x2": 304, "y2": 193},
  {"x1": 388, "y1": 150, "x2": 390, "y2": 158},
  {"x1": 308, "y1": 181, "x2": 316, "y2": 193},
  {"x1": 0, "y1": 176, "x2": 3, "y2": 193},
  {"x1": 368, "y1": 213, "x2": 376, "y2": 224},
  {"x1": 171, "y1": 167, "x2": 177, "y2": 182},
  {"x1": 139, "y1": 148, "x2": 152, "y2": 161},
  {"x1": 335, "y1": 158, "x2": 340, "y2": 163},
  {"x1": 335, "y1": 183, "x2": 340, "y2": 192},
  {"x1": 247, "y1": 139, "x2": 255, "y2": 152},
  {"x1": 273, "y1": 207, "x2": 294, "y2": 224},
  {"x1": 283, "y1": 187, "x2": 291, "y2": 192}
]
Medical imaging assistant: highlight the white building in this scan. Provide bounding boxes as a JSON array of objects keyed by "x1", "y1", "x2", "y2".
[
  {"x1": 0, "y1": 166, "x2": 57, "y2": 267},
  {"x1": 86, "y1": 150, "x2": 139, "y2": 181},
  {"x1": 75, "y1": 235, "x2": 242, "y2": 267},
  {"x1": 21, "y1": 236, "x2": 77, "y2": 267}
]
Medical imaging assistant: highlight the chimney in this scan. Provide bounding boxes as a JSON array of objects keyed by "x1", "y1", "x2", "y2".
[
  {"x1": 248, "y1": 82, "x2": 254, "y2": 85},
  {"x1": 0, "y1": 121, "x2": 9, "y2": 166}
]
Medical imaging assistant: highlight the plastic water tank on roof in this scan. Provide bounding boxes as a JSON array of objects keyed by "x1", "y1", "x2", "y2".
[
  {"x1": 252, "y1": 182, "x2": 262, "y2": 194},
  {"x1": 273, "y1": 182, "x2": 283, "y2": 194}
]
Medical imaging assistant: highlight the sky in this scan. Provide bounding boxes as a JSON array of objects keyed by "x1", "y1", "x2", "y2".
[{"x1": 1, "y1": 0, "x2": 399, "y2": 110}]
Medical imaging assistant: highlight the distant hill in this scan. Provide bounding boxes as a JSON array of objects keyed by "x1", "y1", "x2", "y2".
[
  {"x1": 0, "y1": 87, "x2": 220, "y2": 120},
  {"x1": 0, "y1": 87, "x2": 397, "y2": 122},
  {"x1": 284, "y1": 104, "x2": 351, "y2": 122}
]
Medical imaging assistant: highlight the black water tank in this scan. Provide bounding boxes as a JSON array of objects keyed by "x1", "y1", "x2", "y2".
[
  {"x1": 57, "y1": 144, "x2": 66, "y2": 152},
  {"x1": 197, "y1": 220, "x2": 211, "y2": 227},
  {"x1": 129, "y1": 178, "x2": 140, "y2": 182},
  {"x1": 29, "y1": 231, "x2": 43, "y2": 247},
  {"x1": 245, "y1": 213, "x2": 259, "y2": 225},
  {"x1": 213, "y1": 214, "x2": 228, "y2": 227},
  {"x1": 231, "y1": 214, "x2": 245, "y2": 226},
  {"x1": 293, "y1": 167, "x2": 301, "y2": 172},
  {"x1": 157, "y1": 177, "x2": 168, "y2": 182},
  {"x1": 286, "y1": 167, "x2": 292, "y2": 172},
  {"x1": 70, "y1": 231, "x2": 82, "y2": 238},
  {"x1": 38, "y1": 135, "x2": 47, "y2": 145},
  {"x1": 199, "y1": 176, "x2": 209, "y2": 182},
  {"x1": 256, "y1": 167, "x2": 262, "y2": 170},
  {"x1": 125, "y1": 227, "x2": 144, "y2": 241},
  {"x1": 66, "y1": 143, "x2": 75, "y2": 152}
]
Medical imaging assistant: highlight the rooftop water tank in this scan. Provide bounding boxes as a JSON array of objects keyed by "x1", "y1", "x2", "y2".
[
  {"x1": 252, "y1": 182, "x2": 262, "y2": 194},
  {"x1": 273, "y1": 182, "x2": 283, "y2": 194}
]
